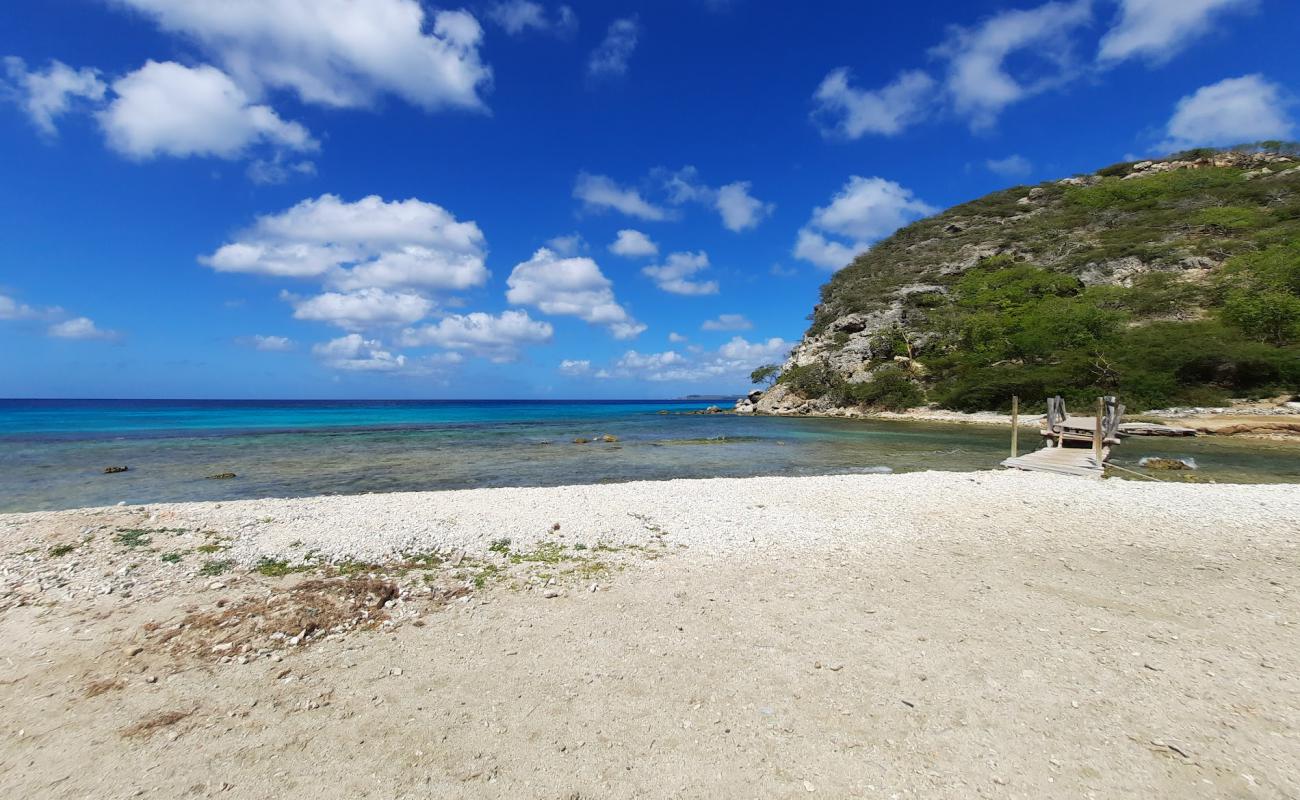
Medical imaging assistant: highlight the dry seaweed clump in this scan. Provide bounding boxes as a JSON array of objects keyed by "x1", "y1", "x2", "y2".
[
  {"x1": 120, "y1": 709, "x2": 193, "y2": 739},
  {"x1": 145, "y1": 575, "x2": 400, "y2": 660}
]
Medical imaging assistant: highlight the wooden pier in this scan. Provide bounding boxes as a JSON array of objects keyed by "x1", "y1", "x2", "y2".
[{"x1": 1002, "y1": 396, "x2": 1124, "y2": 477}]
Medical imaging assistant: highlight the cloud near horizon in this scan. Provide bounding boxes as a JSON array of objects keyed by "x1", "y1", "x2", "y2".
[
  {"x1": 398, "y1": 310, "x2": 553, "y2": 362},
  {"x1": 590, "y1": 335, "x2": 790, "y2": 383}
]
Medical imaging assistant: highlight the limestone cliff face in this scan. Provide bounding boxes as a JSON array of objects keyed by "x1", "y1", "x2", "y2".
[{"x1": 757, "y1": 149, "x2": 1300, "y2": 415}]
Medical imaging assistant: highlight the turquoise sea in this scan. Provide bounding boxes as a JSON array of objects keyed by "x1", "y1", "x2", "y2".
[{"x1": 1, "y1": 399, "x2": 1297, "y2": 512}]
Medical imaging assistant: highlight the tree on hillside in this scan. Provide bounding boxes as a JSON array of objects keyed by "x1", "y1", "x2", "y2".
[{"x1": 750, "y1": 364, "x2": 781, "y2": 387}]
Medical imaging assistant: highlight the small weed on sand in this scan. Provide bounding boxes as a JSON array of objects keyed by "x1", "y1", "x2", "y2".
[
  {"x1": 199, "y1": 559, "x2": 233, "y2": 576},
  {"x1": 255, "y1": 558, "x2": 313, "y2": 577},
  {"x1": 508, "y1": 541, "x2": 568, "y2": 565},
  {"x1": 48, "y1": 543, "x2": 76, "y2": 557},
  {"x1": 400, "y1": 550, "x2": 444, "y2": 570},
  {"x1": 114, "y1": 529, "x2": 152, "y2": 548}
]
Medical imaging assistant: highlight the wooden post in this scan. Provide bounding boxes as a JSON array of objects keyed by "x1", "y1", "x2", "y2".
[
  {"x1": 1010, "y1": 395, "x2": 1019, "y2": 458},
  {"x1": 1093, "y1": 396, "x2": 1104, "y2": 464}
]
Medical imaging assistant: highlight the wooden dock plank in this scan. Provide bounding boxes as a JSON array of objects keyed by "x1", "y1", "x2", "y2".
[{"x1": 1002, "y1": 446, "x2": 1106, "y2": 477}]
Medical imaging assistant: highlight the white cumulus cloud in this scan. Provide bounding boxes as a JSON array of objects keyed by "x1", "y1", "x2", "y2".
[
  {"x1": 609, "y1": 229, "x2": 658, "y2": 257},
  {"x1": 986, "y1": 154, "x2": 1034, "y2": 178},
  {"x1": 545, "y1": 233, "x2": 587, "y2": 256},
  {"x1": 811, "y1": 68, "x2": 935, "y2": 139},
  {"x1": 3, "y1": 57, "x2": 106, "y2": 136},
  {"x1": 202, "y1": 194, "x2": 489, "y2": 293},
  {"x1": 312, "y1": 334, "x2": 406, "y2": 371},
  {"x1": 1160, "y1": 74, "x2": 1295, "y2": 152},
  {"x1": 574, "y1": 173, "x2": 669, "y2": 221},
  {"x1": 0, "y1": 293, "x2": 120, "y2": 341},
  {"x1": 241, "y1": 334, "x2": 295, "y2": 351},
  {"x1": 48, "y1": 316, "x2": 118, "y2": 340},
  {"x1": 506, "y1": 247, "x2": 646, "y2": 339},
  {"x1": 588, "y1": 17, "x2": 639, "y2": 79},
  {"x1": 99, "y1": 61, "x2": 317, "y2": 160},
  {"x1": 0, "y1": 293, "x2": 49, "y2": 320},
  {"x1": 794, "y1": 176, "x2": 936, "y2": 271},
  {"x1": 558, "y1": 358, "x2": 591, "y2": 375},
  {"x1": 932, "y1": 0, "x2": 1093, "y2": 130},
  {"x1": 661, "y1": 167, "x2": 773, "y2": 232},
  {"x1": 600, "y1": 336, "x2": 790, "y2": 383},
  {"x1": 642, "y1": 251, "x2": 718, "y2": 296},
  {"x1": 1099, "y1": 0, "x2": 1253, "y2": 64},
  {"x1": 112, "y1": 0, "x2": 491, "y2": 111},
  {"x1": 398, "y1": 310, "x2": 553, "y2": 362},
  {"x1": 714, "y1": 181, "x2": 774, "y2": 232},
  {"x1": 291, "y1": 288, "x2": 433, "y2": 330},
  {"x1": 701, "y1": 314, "x2": 752, "y2": 332},
  {"x1": 488, "y1": 1, "x2": 576, "y2": 37}
]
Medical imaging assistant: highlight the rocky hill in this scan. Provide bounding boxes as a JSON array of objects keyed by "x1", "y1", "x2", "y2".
[{"x1": 754, "y1": 146, "x2": 1300, "y2": 415}]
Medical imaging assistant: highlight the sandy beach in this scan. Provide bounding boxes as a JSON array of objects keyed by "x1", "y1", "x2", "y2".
[{"x1": 2, "y1": 471, "x2": 1299, "y2": 799}]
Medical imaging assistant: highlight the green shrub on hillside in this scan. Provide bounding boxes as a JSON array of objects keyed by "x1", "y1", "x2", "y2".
[
  {"x1": 1065, "y1": 169, "x2": 1243, "y2": 210},
  {"x1": 925, "y1": 263, "x2": 1298, "y2": 411},
  {"x1": 1194, "y1": 206, "x2": 1269, "y2": 233},
  {"x1": 842, "y1": 367, "x2": 925, "y2": 411},
  {"x1": 780, "y1": 360, "x2": 844, "y2": 399},
  {"x1": 1222, "y1": 291, "x2": 1300, "y2": 345}
]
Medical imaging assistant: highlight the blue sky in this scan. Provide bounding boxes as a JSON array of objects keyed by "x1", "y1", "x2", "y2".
[{"x1": 1, "y1": 0, "x2": 1296, "y2": 399}]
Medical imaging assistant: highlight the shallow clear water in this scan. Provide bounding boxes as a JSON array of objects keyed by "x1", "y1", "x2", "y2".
[{"x1": 1, "y1": 399, "x2": 1297, "y2": 512}]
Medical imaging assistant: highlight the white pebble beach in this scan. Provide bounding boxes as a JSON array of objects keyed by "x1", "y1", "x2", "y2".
[{"x1": 2, "y1": 470, "x2": 1299, "y2": 798}]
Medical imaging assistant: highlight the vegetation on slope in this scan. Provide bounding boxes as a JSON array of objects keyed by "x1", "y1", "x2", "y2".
[{"x1": 784, "y1": 144, "x2": 1300, "y2": 412}]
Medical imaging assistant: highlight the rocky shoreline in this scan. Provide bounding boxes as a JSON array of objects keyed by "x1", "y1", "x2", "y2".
[{"x1": 734, "y1": 389, "x2": 1300, "y2": 439}]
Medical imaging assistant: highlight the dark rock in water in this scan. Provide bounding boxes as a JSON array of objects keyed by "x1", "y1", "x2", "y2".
[
  {"x1": 703, "y1": 405, "x2": 722, "y2": 414},
  {"x1": 206, "y1": 472, "x2": 237, "y2": 480},
  {"x1": 1141, "y1": 457, "x2": 1191, "y2": 471},
  {"x1": 103, "y1": 466, "x2": 129, "y2": 474}
]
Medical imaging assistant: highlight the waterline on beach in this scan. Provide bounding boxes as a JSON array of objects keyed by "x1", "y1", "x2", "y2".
[{"x1": 1, "y1": 399, "x2": 1297, "y2": 512}]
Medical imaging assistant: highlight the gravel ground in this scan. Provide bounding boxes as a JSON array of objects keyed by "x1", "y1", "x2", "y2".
[
  {"x1": 2, "y1": 471, "x2": 1299, "y2": 799},
  {"x1": 4, "y1": 470, "x2": 1296, "y2": 567}
]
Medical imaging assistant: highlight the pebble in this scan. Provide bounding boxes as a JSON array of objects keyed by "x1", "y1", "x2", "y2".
[{"x1": 543, "y1": 589, "x2": 562, "y2": 599}]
